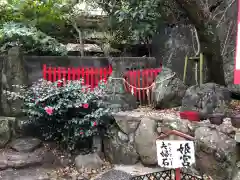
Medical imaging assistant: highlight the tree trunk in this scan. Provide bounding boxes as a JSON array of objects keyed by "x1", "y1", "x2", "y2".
[
  {"x1": 73, "y1": 22, "x2": 84, "y2": 56},
  {"x1": 174, "y1": 0, "x2": 226, "y2": 86}
]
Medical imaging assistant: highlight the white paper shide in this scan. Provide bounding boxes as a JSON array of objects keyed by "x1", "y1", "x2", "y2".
[{"x1": 156, "y1": 140, "x2": 195, "y2": 169}]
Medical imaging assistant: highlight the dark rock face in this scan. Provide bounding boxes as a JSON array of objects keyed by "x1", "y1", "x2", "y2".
[
  {"x1": 194, "y1": 126, "x2": 237, "y2": 180},
  {"x1": 181, "y1": 83, "x2": 231, "y2": 118},
  {"x1": 152, "y1": 24, "x2": 207, "y2": 86}
]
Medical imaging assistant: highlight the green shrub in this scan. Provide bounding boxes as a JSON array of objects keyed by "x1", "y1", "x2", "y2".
[{"x1": 4, "y1": 79, "x2": 111, "y2": 150}]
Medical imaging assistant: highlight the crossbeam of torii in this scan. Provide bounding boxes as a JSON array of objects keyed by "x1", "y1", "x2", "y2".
[{"x1": 234, "y1": 0, "x2": 240, "y2": 84}]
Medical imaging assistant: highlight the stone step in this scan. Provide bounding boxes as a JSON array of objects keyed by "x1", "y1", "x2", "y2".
[
  {"x1": 0, "y1": 146, "x2": 63, "y2": 171},
  {"x1": 0, "y1": 167, "x2": 50, "y2": 180},
  {"x1": 0, "y1": 149, "x2": 44, "y2": 170},
  {"x1": 93, "y1": 163, "x2": 165, "y2": 180}
]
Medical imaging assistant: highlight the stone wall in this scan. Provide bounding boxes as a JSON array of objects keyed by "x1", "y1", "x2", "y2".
[
  {"x1": 0, "y1": 55, "x2": 157, "y2": 85},
  {"x1": 105, "y1": 108, "x2": 237, "y2": 180},
  {"x1": 0, "y1": 48, "x2": 157, "y2": 116}
]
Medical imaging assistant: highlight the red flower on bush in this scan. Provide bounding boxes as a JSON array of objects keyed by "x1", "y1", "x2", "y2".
[
  {"x1": 44, "y1": 106, "x2": 54, "y2": 115},
  {"x1": 57, "y1": 81, "x2": 63, "y2": 87},
  {"x1": 92, "y1": 121, "x2": 97, "y2": 126},
  {"x1": 83, "y1": 103, "x2": 89, "y2": 109}
]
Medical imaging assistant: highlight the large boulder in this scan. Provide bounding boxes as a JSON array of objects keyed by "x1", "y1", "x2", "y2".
[
  {"x1": 75, "y1": 153, "x2": 104, "y2": 170},
  {"x1": 104, "y1": 76, "x2": 138, "y2": 112},
  {"x1": 103, "y1": 126, "x2": 139, "y2": 165},
  {"x1": 9, "y1": 137, "x2": 42, "y2": 153},
  {"x1": 181, "y1": 83, "x2": 231, "y2": 118},
  {"x1": 151, "y1": 67, "x2": 187, "y2": 109},
  {"x1": 194, "y1": 126, "x2": 237, "y2": 180},
  {"x1": 134, "y1": 117, "x2": 158, "y2": 165},
  {"x1": 104, "y1": 112, "x2": 140, "y2": 164},
  {"x1": 0, "y1": 116, "x2": 16, "y2": 148},
  {"x1": 0, "y1": 149, "x2": 44, "y2": 170}
]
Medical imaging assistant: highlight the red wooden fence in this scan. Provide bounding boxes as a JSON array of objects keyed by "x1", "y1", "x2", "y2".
[
  {"x1": 43, "y1": 64, "x2": 112, "y2": 90},
  {"x1": 42, "y1": 64, "x2": 161, "y2": 104}
]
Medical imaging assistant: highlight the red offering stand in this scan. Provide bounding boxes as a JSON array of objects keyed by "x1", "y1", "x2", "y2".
[{"x1": 180, "y1": 111, "x2": 200, "y2": 122}]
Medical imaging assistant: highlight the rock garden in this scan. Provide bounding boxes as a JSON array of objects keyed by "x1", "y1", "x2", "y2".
[{"x1": 0, "y1": 67, "x2": 240, "y2": 180}]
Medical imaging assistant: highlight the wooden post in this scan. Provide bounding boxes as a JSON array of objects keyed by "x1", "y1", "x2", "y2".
[
  {"x1": 183, "y1": 55, "x2": 188, "y2": 83},
  {"x1": 199, "y1": 53, "x2": 204, "y2": 85},
  {"x1": 175, "y1": 168, "x2": 181, "y2": 180},
  {"x1": 183, "y1": 53, "x2": 204, "y2": 85}
]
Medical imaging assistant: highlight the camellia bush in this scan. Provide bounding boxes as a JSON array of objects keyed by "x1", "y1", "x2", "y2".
[{"x1": 4, "y1": 79, "x2": 112, "y2": 150}]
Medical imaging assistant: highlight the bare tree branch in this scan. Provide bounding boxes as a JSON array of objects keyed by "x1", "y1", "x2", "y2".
[
  {"x1": 216, "y1": 0, "x2": 236, "y2": 27},
  {"x1": 72, "y1": 22, "x2": 84, "y2": 56},
  {"x1": 221, "y1": 21, "x2": 233, "y2": 55}
]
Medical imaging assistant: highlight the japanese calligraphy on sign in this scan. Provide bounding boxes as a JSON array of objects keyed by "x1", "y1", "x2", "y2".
[{"x1": 156, "y1": 140, "x2": 195, "y2": 168}]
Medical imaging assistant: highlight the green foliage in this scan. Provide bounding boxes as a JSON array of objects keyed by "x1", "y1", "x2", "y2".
[
  {"x1": 4, "y1": 79, "x2": 111, "y2": 150},
  {"x1": 0, "y1": 0, "x2": 69, "y2": 55},
  {"x1": 94, "y1": 0, "x2": 164, "y2": 44},
  {"x1": 0, "y1": 0, "x2": 66, "y2": 28},
  {"x1": 0, "y1": 22, "x2": 67, "y2": 55}
]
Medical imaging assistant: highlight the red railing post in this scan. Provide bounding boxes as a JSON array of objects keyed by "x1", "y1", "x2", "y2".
[
  {"x1": 103, "y1": 67, "x2": 107, "y2": 83},
  {"x1": 81, "y1": 68, "x2": 84, "y2": 84},
  {"x1": 99, "y1": 67, "x2": 103, "y2": 82},
  {"x1": 47, "y1": 66, "x2": 52, "y2": 82},
  {"x1": 76, "y1": 68, "x2": 80, "y2": 80},
  {"x1": 67, "y1": 67, "x2": 71, "y2": 81},
  {"x1": 53, "y1": 67, "x2": 57, "y2": 82},
  {"x1": 133, "y1": 70, "x2": 137, "y2": 96},
  {"x1": 62, "y1": 68, "x2": 66, "y2": 84},
  {"x1": 57, "y1": 67, "x2": 61, "y2": 81},
  {"x1": 85, "y1": 68, "x2": 89, "y2": 87},
  {"x1": 72, "y1": 68, "x2": 76, "y2": 80},
  {"x1": 43, "y1": 64, "x2": 47, "y2": 80},
  {"x1": 137, "y1": 70, "x2": 141, "y2": 104},
  {"x1": 90, "y1": 67, "x2": 94, "y2": 90},
  {"x1": 142, "y1": 70, "x2": 145, "y2": 102},
  {"x1": 94, "y1": 68, "x2": 99, "y2": 87}
]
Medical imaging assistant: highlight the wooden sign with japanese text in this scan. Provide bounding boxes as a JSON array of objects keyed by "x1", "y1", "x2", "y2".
[{"x1": 156, "y1": 140, "x2": 195, "y2": 169}]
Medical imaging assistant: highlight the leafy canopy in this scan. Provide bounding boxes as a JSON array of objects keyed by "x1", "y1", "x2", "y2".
[
  {"x1": 93, "y1": 0, "x2": 165, "y2": 44},
  {"x1": 0, "y1": 0, "x2": 69, "y2": 55}
]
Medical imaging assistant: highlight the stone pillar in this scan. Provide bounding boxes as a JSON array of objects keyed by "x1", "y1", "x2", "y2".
[
  {"x1": 104, "y1": 59, "x2": 138, "y2": 112},
  {"x1": 106, "y1": 60, "x2": 125, "y2": 94},
  {"x1": 1, "y1": 47, "x2": 28, "y2": 116},
  {"x1": 92, "y1": 135, "x2": 102, "y2": 157}
]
